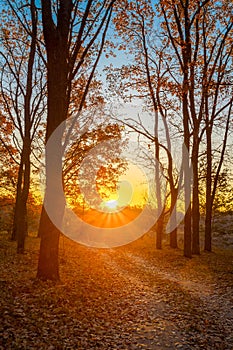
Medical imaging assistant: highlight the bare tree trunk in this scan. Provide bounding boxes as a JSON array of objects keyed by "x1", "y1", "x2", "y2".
[
  {"x1": 16, "y1": 141, "x2": 31, "y2": 253},
  {"x1": 170, "y1": 227, "x2": 177, "y2": 249},
  {"x1": 183, "y1": 91, "x2": 192, "y2": 258},
  {"x1": 192, "y1": 134, "x2": 200, "y2": 254},
  {"x1": 204, "y1": 123, "x2": 212, "y2": 251},
  {"x1": 37, "y1": 145, "x2": 65, "y2": 280},
  {"x1": 169, "y1": 187, "x2": 178, "y2": 249},
  {"x1": 184, "y1": 174, "x2": 192, "y2": 258},
  {"x1": 155, "y1": 134, "x2": 163, "y2": 249},
  {"x1": 37, "y1": 208, "x2": 61, "y2": 280},
  {"x1": 37, "y1": 57, "x2": 68, "y2": 280},
  {"x1": 11, "y1": 160, "x2": 23, "y2": 241},
  {"x1": 156, "y1": 212, "x2": 163, "y2": 249}
]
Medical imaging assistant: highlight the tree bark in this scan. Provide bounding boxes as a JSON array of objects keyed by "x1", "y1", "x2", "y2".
[
  {"x1": 11, "y1": 160, "x2": 23, "y2": 241},
  {"x1": 191, "y1": 132, "x2": 200, "y2": 254},
  {"x1": 204, "y1": 123, "x2": 212, "y2": 251},
  {"x1": 37, "y1": 208, "x2": 61, "y2": 280},
  {"x1": 169, "y1": 187, "x2": 178, "y2": 249},
  {"x1": 36, "y1": 50, "x2": 68, "y2": 280},
  {"x1": 155, "y1": 134, "x2": 163, "y2": 250},
  {"x1": 183, "y1": 88, "x2": 192, "y2": 258},
  {"x1": 16, "y1": 142, "x2": 31, "y2": 253}
]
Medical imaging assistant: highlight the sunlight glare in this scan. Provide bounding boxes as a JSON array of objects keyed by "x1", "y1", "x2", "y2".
[{"x1": 104, "y1": 199, "x2": 118, "y2": 211}]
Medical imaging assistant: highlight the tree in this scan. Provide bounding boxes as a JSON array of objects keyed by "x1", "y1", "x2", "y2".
[
  {"x1": 0, "y1": 0, "x2": 45, "y2": 253},
  {"x1": 63, "y1": 123, "x2": 127, "y2": 209},
  {"x1": 201, "y1": 3, "x2": 233, "y2": 251},
  {"x1": 106, "y1": 0, "x2": 233, "y2": 257},
  {"x1": 107, "y1": 0, "x2": 176, "y2": 249},
  {"x1": 159, "y1": 0, "x2": 209, "y2": 257},
  {"x1": 159, "y1": 0, "x2": 233, "y2": 256},
  {"x1": 37, "y1": 0, "x2": 116, "y2": 280}
]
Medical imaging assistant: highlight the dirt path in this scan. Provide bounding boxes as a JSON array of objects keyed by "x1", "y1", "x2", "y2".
[
  {"x1": 0, "y1": 235, "x2": 233, "y2": 349},
  {"x1": 99, "y1": 248, "x2": 233, "y2": 349}
]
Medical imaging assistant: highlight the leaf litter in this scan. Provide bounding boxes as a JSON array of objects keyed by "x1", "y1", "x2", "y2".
[{"x1": 0, "y1": 231, "x2": 232, "y2": 349}]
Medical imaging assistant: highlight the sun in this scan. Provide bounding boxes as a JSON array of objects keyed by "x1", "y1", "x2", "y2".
[{"x1": 104, "y1": 199, "x2": 118, "y2": 212}]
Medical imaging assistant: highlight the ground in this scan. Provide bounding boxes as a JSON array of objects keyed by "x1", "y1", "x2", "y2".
[{"x1": 0, "y1": 231, "x2": 232, "y2": 350}]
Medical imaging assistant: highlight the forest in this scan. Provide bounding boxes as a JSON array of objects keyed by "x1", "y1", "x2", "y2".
[{"x1": 0, "y1": 0, "x2": 233, "y2": 349}]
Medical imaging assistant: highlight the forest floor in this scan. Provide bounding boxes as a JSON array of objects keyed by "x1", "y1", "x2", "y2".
[{"x1": 0, "y1": 230, "x2": 233, "y2": 350}]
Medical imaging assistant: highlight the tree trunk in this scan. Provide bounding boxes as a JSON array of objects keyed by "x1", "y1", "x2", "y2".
[
  {"x1": 16, "y1": 200, "x2": 27, "y2": 254},
  {"x1": 37, "y1": 207, "x2": 61, "y2": 280},
  {"x1": 155, "y1": 137, "x2": 163, "y2": 250},
  {"x1": 156, "y1": 211, "x2": 164, "y2": 250},
  {"x1": 182, "y1": 8, "x2": 192, "y2": 258},
  {"x1": 36, "y1": 70, "x2": 67, "y2": 279},
  {"x1": 170, "y1": 227, "x2": 177, "y2": 249},
  {"x1": 11, "y1": 160, "x2": 24, "y2": 241},
  {"x1": 204, "y1": 201, "x2": 212, "y2": 251},
  {"x1": 16, "y1": 141, "x2": 31, "y2": 253},
  {"x1": 37, "y1": 118, "x2": 66, "y2": 280},
  {"x1": 183, "y1": 96, "x2": 192, "y2": 258},
  {"x1": 204, "y1": 123, "x2": 212, "y2": 251},
  {"x1": 192, "y1": 134, "x2": 200, "y2": 254},
  {"x1": 169, "y1": 187, "x2": 178, "y2": 249},
  {"x1": 37, "y1": 1, "x2": 70, "y2": 279}
]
